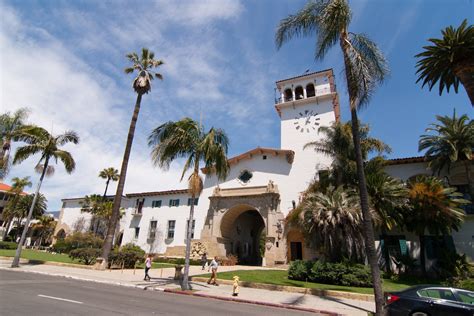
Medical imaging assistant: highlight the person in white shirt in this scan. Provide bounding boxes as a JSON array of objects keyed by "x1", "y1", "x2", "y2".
[
  {"x1": 144, "y1": 254, "x2": 152, "y2": 281},
  {"x1": 207, "y1": 256, "x2": 219, "y2": 286}
]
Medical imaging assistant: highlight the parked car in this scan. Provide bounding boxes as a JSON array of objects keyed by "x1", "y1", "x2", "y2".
[{"x1": 384, "y1": 285, "x2": 474, "y2": 316}]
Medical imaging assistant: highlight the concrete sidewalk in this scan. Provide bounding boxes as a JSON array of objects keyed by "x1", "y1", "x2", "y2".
[{"x1": 0, "y1": 258, "x2": 374, "y2": 315}]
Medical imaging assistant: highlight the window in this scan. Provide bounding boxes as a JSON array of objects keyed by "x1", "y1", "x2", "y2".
[
  {"x1": 455, "y1": 290, "x2": 474, "y2": 304},
  {"x1": 418, "y1": 288, "x2": 456, "y2": 301},
  {"x1": 284, "y1": 88, "x2": 292, "y2": 102},
  {"x1": 167, "y1": 220, "x2": 176, "y2": 239},
  {"x1": 148, "y1": 221, "x2": 157, "y2": 239},
  {"x1": 262, "y1": 155, "x2": 267, "y2": 160},
  {"x1": 238, "y1": 170, "x2": 253, "y2": 184},
  {"x1": 306, "y1": 83, "x2": 315, "y2": 97},
  {"x1": 185, "y1": 220, "x2": 196, "y2": 239},
  {"x1": 134, "y1": 227, "x2": 140, "y2": 239},
  {"x1": 294, "y1": 86, "x2": 304, "y2": 100},
  {"x1": 454, "y1": 184, "x2": 473, "y2": 214},
  {"x1": 169, "y1": 199, "x2": 180, "y2": 207},
  {"x1": 187, "y1": 198, "x2": 199, "y2": 206},
  {"x1": 152, "y1": 200, "x2": 162, "y2": 208},
  {"x1": 135, "y1": 198, "x2": 145, "y2": 214}
]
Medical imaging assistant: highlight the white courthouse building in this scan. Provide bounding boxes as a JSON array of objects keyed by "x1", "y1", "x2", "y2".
[{"x1": 54, "y1": 70, "x2": 473, "y2": 267}]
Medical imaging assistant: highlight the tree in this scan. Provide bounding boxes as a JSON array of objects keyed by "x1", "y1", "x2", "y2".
[
  {"x1": 405, "y1": 175, "x2": 467, "y2": 275},
  {"x1": 276, "y1": 1, "x2": 389, "y2": 312},
  {"x1": 5, "y1": 193, "x2": 47, "y2": 241},
  {"x1": 10, "y1": 126, "x2": 78, "y2": 267},
  {"x1": 2, "y1": 176, "x2": 32, "y2": 239},
  {"x1": 0, "y1": 108, "x2": 29, "y2": 179},
  {"x1": 99, "y1": 167, "x2": 119, "y2": 198},
  {"x1": 100, "y1": 48, "x2": 164, "y2": 268},
  {"x1": 148, "y1": 117, "x2": 229, "y2": 290},
  {"x1": 298, "y1": 186, "x2": 364, "y2": 262},
  {"x1": 419, "y1": 110, "x2": 474, "y2": 201},
  {"x1": 415, "y1": 19, "x2": 474, "y2": 105},
  {"x1": 31, "y1": 215, "x2": 56, "y2": 247},
  {"x1": 80, "y1": 194, "x2": 116, "y2": 237},
  {"x1": 305, "y1": 121, "x2": 390, "y2": 187}
]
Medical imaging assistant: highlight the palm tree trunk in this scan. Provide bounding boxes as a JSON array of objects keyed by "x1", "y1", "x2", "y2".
[
  {"x1": 11, "y1": 158, "x2": 49, "y2": 268},
  {"x1": 103, "y1": 179, "x2": 110, "y2": 199},
  {"x1": 340, "y1": 30, "x2": 384, "y2": 315},
  {"x1": 419, "y1": 234, "x2": 426, "y2": 276},
  {"x1": 3, "y1": 218, "x2": 12, "y2": 240},
  {"x1": 454, "y1": 63, "x2": 474, "y2": 106},
  {"x1": 100, "y1": 93, "x2": 143, "y2": 268}
]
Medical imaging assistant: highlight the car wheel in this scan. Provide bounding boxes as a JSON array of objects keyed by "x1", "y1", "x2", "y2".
[{"x1": 411, "y1": 312, "x2": 429, "y2": 316}]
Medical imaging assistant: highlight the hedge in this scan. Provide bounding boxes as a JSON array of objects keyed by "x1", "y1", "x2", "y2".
[
  {"x1": 0, "y1": 241, "x2": 18, "y2": 250},
  {"x1": 69, "y1": 248, "x2": 101, "y2": 265}
]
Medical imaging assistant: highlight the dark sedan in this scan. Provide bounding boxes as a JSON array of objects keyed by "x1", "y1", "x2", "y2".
[{"x1": 384, "y1": 285, "x2": 474, "y2": 316}]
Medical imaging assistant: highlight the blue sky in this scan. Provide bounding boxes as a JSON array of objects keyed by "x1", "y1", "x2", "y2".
[{"x1": 1, "y1": 0, "x2": 472, "y2": 212}]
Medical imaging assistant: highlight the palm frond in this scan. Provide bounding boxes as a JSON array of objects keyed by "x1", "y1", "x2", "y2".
[
  {"x1": 53, "y1": 150, "x2": 76, "y2": 173},
  {"x1": 56, "y1": 130, "x2": 79, "y2": 146}
]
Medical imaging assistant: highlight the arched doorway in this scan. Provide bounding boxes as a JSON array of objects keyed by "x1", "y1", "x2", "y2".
[
  {"x1": 220, "y1": 205, "x2": 265, "y2": 265},
  {"x1": 56, "y1": 229, "x2": 66, "y2": 240}
]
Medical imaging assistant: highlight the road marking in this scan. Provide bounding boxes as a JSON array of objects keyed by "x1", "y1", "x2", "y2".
[{"x1": 37, "y1": 294, "x2": 83, "y2": 304}]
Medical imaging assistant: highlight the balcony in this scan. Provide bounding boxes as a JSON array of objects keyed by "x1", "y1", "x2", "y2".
[{"x1": 275, "y1": 86, "x2": 332, "y2": 105}]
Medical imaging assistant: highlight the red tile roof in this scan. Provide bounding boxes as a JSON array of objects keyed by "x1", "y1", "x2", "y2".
[
  {"x1": 386, "y1": 156, "x2": 426, "y2": 165},
  {"x1": 0, "y1": 182, "x2": 28, "y2": 195}
]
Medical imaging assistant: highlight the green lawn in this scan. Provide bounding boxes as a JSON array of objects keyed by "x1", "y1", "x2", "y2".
[
  {"x1": 0, "y1": 249, "x2": 79, "y2": 264},
  {"x1": 0, "y1": 249, "x2": 175, "y2": 269},
  {"x1": 196, "y1": 270, "x2": 442, "y2": 295}
]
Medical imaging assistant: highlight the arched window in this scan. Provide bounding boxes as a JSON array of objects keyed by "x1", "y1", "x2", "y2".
[
  {"x1": 306, "y1": 83, "x2": 315, "y2": 98},
  {"x1": 295, "y1": 86, "x2": 304, "y2": 100},
  {"x1": 284, "y1": 88, "x2": 292, "y2": 102}
]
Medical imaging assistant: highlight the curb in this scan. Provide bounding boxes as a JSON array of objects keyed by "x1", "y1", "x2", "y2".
[
  {"x1": 0, "y1": 267, "x2": 337, "y2": 315},
  {"x1": 163, "y1": 288, "x2": 342, "y2": 315},
  {"x1": 190, "y1": 276, "x2": 374, "y2": 302}
]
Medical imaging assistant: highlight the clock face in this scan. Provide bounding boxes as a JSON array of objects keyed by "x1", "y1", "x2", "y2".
[{"x1": 294, "y1": 109, "x2": 320, "y2": 133}]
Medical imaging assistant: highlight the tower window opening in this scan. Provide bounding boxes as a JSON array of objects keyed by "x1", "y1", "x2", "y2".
[
  {"x1": 295, "y1": 86, "x2": 304, "y2": 100},
  {"x1": 284, "y1": 88, "x2": 292, "y2": 102},
  {"x1": 306, "y1": 83, "x2": 315, "y2": 97},
  {"x1": 263, "y1": 155, "x2": 267, "y2": 160}
]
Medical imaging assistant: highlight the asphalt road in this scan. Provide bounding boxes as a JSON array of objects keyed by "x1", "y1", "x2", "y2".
[{"x1": 0, "y1": 270, "x2": 319, "y2": 316}]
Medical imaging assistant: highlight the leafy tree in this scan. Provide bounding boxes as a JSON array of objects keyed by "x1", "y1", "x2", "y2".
[
  {"x1": 81, "y1": 194, "x2": 117, "y2": 237},
  {"x1": 98, "y1": 167, "x2": 119, "y2": 198},
  {"x1": 415, "y1": 19, "x2": 474, "y2": 105},
  {"x1": 2, "y1": 176, "x2": 32, "y2": 239},
  {"x1": 405, "y1": 175, "x2": 467, "y2": 275},
  {"x1": 11, "y1": 126, "x2": 78, "y2": 267},
  {"x1": 276, "y1": 1, "x2": 390, "y2": 310},
  {"x1": 419, "y1": 110, "x2": 474, "y2": 201},
  {"x1": 101, "y1": 48, "x2": 164, "y2": 267},
  {"x1": 0, "y1": 108, "x2": 30, "y2": 179},
  {"x1": 298, "y1": 186, "x2": 365, "y2": 262},
  {"x1": 6, "y1": 193, "x2": 47, "y2": 241},
  {"x1": 31, "y1": 215, "x2": 56, "y2": 246},
  {"x1": 148, "y1": 117, "x2": 229, "y2": 290}
]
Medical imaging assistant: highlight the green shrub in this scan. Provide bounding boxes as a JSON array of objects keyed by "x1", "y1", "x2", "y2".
[
  {"x1": 153, "y1": 256, "x2": 201, "y2": 266},
  {"x1": 288, "y1": 260, "x2": 372, "y2": 287},
  {"x1": 108, "y1": 243, "x2": 145, "y2": 268},
  {"x1": 69, "y1": 248, "x2": 101, "y2": 265},
  {"x1": 436, "y1": 251, "x2": 471, "y2": 279},
  {"x1": 288, "y1": 260, "x2": 313, "y2": 281},
  {"x1": 52, "y1": 232, "x2": 103, "y2": 254},
  {"x1": 0, "y1": 241, "x2": 18, "y2": 249}
]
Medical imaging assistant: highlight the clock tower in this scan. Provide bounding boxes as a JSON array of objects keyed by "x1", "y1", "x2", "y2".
[{"x1": 274, "y1": 69, "x2": 340, "y2": 210}]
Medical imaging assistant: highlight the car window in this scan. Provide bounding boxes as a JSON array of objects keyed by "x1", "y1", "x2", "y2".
[
  {"x1": 456, "y1": 290, "x2": 474, "y2": 305},
  {"x1": 418, "y1": 288, "x2": 456, "y2": 301}
]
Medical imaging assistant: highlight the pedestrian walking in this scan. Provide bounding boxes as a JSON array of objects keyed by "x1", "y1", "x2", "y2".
[
  {"x1": 207, "y1": 256, "x2": 219, "y2": 286},
  {"x1": 201, "y1": 253, "x2": 208, "y2": 270},
  {"x1": 144, "y1": 254, "x2": 152, "y2": 281}
]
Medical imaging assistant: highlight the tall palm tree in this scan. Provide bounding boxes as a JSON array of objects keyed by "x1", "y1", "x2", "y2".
[
  {"x1": 405, "y1": 176, "x2": 467, "y2": 275},
  {"x1": 305, "y1": 121, "x2": 390, "y2": 187},
  {"x1": 81, "y1": 194, "x2": 115, "y2": 236},
  {"x1": 148, "y1": 117, "x2": 229, "y2": 290},
  {"x1": 0, "y1": 108, "x2": 29, "y2": 179},
  {"x1": 8, "y1": 193, "x2": 48, "y2": 241},
  {"x1": 276, "y1": 1, "x2": 389, "y2": 311},
  {"x1": 419, "y1": 110, "x2": 474, "y2": 200},
  {"x1": 98, "y1": 167, "x2": 119, "y2": 198},
  {"x1": 101, "y1": 48, "x2": 164, "y2": 267},
  {"x1": 299, "y1": 186, "x2": 365, "y2": 262},
  {"x1": 2, "y1": 176, "x2": 32, "y2": 239},
  {"x1": 31, "y1": 215, "x2": 56, "y2": 247},
  {"x1": 415, "y1": 19, "x2": 474, "y2": 105},
  {"x1": 10, "y1": 126, "x2": 78, "y2": 267}
]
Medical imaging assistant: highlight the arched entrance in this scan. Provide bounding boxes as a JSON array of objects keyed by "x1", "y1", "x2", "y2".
[
  {"x1": 56, "y1": 229, "x2": 66, "y2": 240},
  {"x1": 220, "y1": 205, "x2": 265, "y2": 265}
]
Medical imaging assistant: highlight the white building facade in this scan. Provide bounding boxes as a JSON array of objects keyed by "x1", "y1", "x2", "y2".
[{"x1": 54, "y1": 70, "x2": 473, "y2": 266}]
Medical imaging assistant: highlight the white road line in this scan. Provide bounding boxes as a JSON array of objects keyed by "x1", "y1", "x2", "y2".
[{"x1": 37, "y1": 294, "x2": 83, "y2": 304}]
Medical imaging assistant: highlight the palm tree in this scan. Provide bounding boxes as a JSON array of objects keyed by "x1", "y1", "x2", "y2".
[
  {"x1": 415, "y1": 19, "x2": 474, "y2": 105},
  {"x1": 276, "y1": 1, "x2": 389, "y2": 311},
  {"x1": 0, "y1": 108, "x2": 29, "y2": 179},
  {"x1": 101, "y1": 48, "x2": 164, "y2": 268},
  {"x1": 299, "y1": 186, "x2": 365, "y2": 262},
  {"x1": 2, "y1": 176, "x2": 32, "y2": 239},
  {"x1": 10, "y1": 126, "x2": 78, "y2": 267},
  {"x1": 81, "y1": 194, "x2": 115, "y2": 236},
  {"x1": 7, "y1": 193, "x2": 47, "y2": 241},
  {"x1": 148, "y1": 117, "x2": 229, "y2": 290},
  {"x1": 305, "y1": 121, "x2": 390, "y2": 187},
  {"x1": 419, "y1": 110, "x2": 474, "y2": 201},
  {"x1": 31, "y1": 215, "x2": 56, "y2": 247},
  {"x1": 405, "y1": 175, "x2": 467, "y2": 275},
  {"x1": 99, "y1": 167, "x2": 119, "y2": 198}
]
